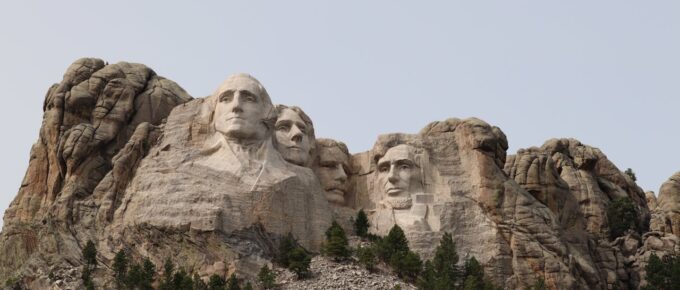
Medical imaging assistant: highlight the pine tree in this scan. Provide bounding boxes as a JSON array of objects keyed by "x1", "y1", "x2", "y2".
[
  {"x1": 81, "y1": 240, "x2": 97, "y2": 289},
  {"x1": 432, "y1": 232, "x2": 459, "y2": 289},
  {"x1": 112, "y1": 250, "x2": 128, "y2": 289},
  {"x1": 208, "y1": 274, "x2": 226, "y2": 290},
  {"x1": 226, "y1": 273, "x2": 241, "y2": 290},
  {"x1": 276, "y1": 233, "x2": 297, "y2": 267},
  {"x1": 390, "y1": 250, "x2": 422, "y2": 282},
  {"x1": 378, "y1": 225, "x2": 409, "y2": 262},
  {"x1": 82, "y1": 240, "x2": 97, "y2": 267},
  {"x1": 625, "y1": 168, "x2": 637, "y2": 181},
  {"x1": 357, "y1": 245, "x2": 377, "y2": 272},
  {"x1": 417, "y1": 260, "x2": 436, "y2": 290},
  {"x1": 159, "y1": 257, "x2": 175, "y2": 290},
  {"x1": 462, "y1": 257, "x2": 485, "y2": 290},
  {"x1": 644, "y1": 253, "x2": 665, "y2": 289},
  {"x1": 322, "y1": 221, "x2": 351, "y2": 261},
  {"x1": 354, "y1": 209, "x2": 370, "y2": 237},
  {"x1": 243, "y1": 282, "x2": 254, "y2": 290},
  {"x1": 172, "y1": 269, "x2": 194, "y2": 290},
  {"x1": 607, "y1": 197, "x2": 639, "y2": 239},
  {"x1": 140, "y1": 257, "x2": 155, "y2": 290},
  {"x1": 288, "y1": 247, "x2": 312, "y2": 279},
  {"x1": 258, "y1": 265, "x2": 276, "y2": 289},
  {"x1": 126, "y1": 262, "x2": 142, "y2": 289}
]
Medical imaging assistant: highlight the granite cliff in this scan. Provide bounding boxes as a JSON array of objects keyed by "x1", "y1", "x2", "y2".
[{"x1": 1, "y1": 58, "x2": 678, "y2": 289}]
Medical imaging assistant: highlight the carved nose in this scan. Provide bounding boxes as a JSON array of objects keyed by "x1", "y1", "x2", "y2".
[
  {"x1": 387, "y1": 166, "x2": 398, "y2": 183},
  {"x1": 290, "y1": 126, "x2": 303, "y2": 142},
  {"x1": 231, "y1": 96, "x2": 243, "y2": 112},
  {"x1": 335, "y1": 165, "x2": 347, "y2": 182}
]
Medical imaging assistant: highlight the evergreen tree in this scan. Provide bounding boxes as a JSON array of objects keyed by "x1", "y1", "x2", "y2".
[
  {"x1": 625, "y1": 168, "x2": 637, "y2": 181},
  {"x1": 258, "y1": 265, "x2": 276, "y2": 289},
  {"x1": 357, "y1": 245, "x2": 377, "y2": 272},
  {"x1": 193, "y1": 273, "x2": 208, "y2": 290},
  {"x1": 322, "y1": 221, "x2": 351, "y2": 261},
  {"x1": 378, "y1": 225, "x2": 409, "y2": 262},
  {"x1": 82, "y1": 240, "x2": 97, "y2": 267},
  {"x1": 462, "y1": 257, "x2": 486, "y2": 290},
  {"x1": 276, "y1": 233, "x2": 297, "y2": 267},
  {"x1": 208, "y1": 274, "x2": 226, "y2": 290},
  {"x1": 172, "y1": 269, "x2": 194, "y2": 290},
  {"x1": 288, "y1": 247, "x2": 312, "y2": 279},
  {"x1": 81, "y1": 266, "x2": 94, "y2": 290},
  {"x1": 243, "y1": 282, "x2": 254, "y2": 290},
  {"x1": 226, "y1": 273, "x2": 241, "y2": 290},
  {"x1": 112, "y1": 250, "x2": 129, "y2": 289},
  {"x1": 354, "y1": 209, "x2": 370, "y2": 237},
  {"x1": 140, "y1": 257, "x2": 155, "y2": 290},
  {"x1": 643, "y1": 253, "x2": 680, "y2": 290},
  {"x1": 126, "y1": 262, "x2": 143, "y2": 289},
  {"x1": 390, "y1": 250, "x2": 422, "y2": 282},
  {"x1": 432, "y1": 232, "x2": 459, "y2": 289},
  {"x1": 607, "y1": 197, "x2": 639, "y2": 239},
  {"x1": 81, "y1": 240, "x2": 97, "y2": 290},
  {"x1": 417, "y1": 260, "x2": 436, "y2": 290},
  {"x1": 159, "y1": 257, "x2": 175, "y2": 290}
]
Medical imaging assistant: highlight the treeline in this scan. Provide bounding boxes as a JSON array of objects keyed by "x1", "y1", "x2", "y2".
[
  {"x1": 643, "y1": 253, "x2": 680, "y2": 290},
  {"x1": 80, "y1": 241, "x2": 266, "y2": 290},
  {"x1": 77, "y1": 209, "x2": 545, "y2": 290},
  {"x1": 319, "y1": 209, "x2": 501, "y2": 290}
]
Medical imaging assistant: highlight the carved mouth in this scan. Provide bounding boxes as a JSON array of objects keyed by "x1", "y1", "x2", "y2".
[
  {"x1": 386, "y1": 188, "x2": 404, "y2": 195},
  {"x1": 226, "y1": 116, "x2": 244, "y2": 121},
  {"x1": 326, "y1": 188, "x2": 346, "y2": 195}
]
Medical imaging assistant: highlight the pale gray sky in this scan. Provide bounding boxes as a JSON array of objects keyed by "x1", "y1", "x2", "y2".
[{"x1": 1, "y1": 1, "x2": 679, "y2": 229}]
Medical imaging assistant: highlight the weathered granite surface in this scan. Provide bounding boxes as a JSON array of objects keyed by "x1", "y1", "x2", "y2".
[{"x1": 1, "y1": 59, "x2": 679, "y2": 290}]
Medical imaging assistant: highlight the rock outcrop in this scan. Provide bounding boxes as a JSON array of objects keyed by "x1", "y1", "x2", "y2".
[
  {"x1": 0, "y1": 58, "x2": 192, "y2": 287},
  {"x1": 1, "y1": 59, "x2": 680, "y2": 290}
]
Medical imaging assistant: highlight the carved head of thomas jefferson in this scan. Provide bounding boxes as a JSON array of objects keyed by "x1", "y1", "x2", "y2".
[{"x1": 274, "y1": 105, "x2": 316, "y2": 166}]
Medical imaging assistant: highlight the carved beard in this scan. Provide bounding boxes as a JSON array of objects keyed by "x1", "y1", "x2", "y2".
[{"x1": 384, "y1": 196, "x2": 412, "y2": 209}]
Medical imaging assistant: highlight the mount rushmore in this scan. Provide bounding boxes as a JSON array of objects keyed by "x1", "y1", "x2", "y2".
[{"x1": 1, "y1": 58, "x2": 679, "y2": 289}]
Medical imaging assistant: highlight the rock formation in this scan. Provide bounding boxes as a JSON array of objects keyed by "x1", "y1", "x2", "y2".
[{"x1": 1, "y1": 59, "x2": 679, "y2": 290}]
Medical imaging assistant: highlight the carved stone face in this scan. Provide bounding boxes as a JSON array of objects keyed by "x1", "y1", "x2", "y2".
[
  {"x1": 275, "y1": 108, "x2": 312, "y2": 166},
  {"x1": 214, "y1": 76, "x2": 269, "y2": 141},
  {"x1": 377, "y1": 144, "x2": 419, "y2": 198},
  {"x1": 315, "y1": 145, "x2": 350, "y2": 205}
]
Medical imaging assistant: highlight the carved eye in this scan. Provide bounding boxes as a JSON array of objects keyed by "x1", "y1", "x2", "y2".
[
  {"x1": 297, "y1": 125, "x2": 307, "y2": 134},
  {"x1": 276, "y1": 124, "x2": 290, "y2": 131},
  {"x1": 244, "y1": 95, "x2": 257, "y2": 102},
  {"x1": 219, "y1": 92, "x2": 234, "y2": 102},
  {"x1": 399, "y1": 164, "x2": 411, "y2": 170},
  {"x1": 378, "y1": 164, "x2": 389, "y2": 173}
]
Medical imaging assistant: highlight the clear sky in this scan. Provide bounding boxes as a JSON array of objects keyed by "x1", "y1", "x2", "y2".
[{"x1": 1, "y1": 1, "x2": 679, "y2": 229}]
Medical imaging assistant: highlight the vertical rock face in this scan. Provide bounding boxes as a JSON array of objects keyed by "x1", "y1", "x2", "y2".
[
  {"x1": 655, "y1": 172, "x2": 680, "y2": 235},
  {"x1": 353, "y1": 118, "x2": 579, "y2": 289},
  {"x1": 505, "y1": 139, "x2": 652, "y2": 289},
  {"x1": 0, "y1": 58, "x2": 193, "y2": 285}
]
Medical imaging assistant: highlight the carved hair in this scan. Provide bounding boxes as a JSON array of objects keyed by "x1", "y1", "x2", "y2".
[
  {"x1": 316, "y1": 138, "x2": 349, "y2": 156},
  {"x1": 275, "y1": 104, "x2": 316, "y2": 143}
]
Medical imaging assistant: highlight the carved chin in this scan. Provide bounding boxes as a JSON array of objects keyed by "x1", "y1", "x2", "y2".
[
  {"x1": 218, "y1": 125, "x2": 263, "y2": 140},
  {"x1": 326, "y1": 191, "x2": 345, "y2": 205},
  {"x1": 282, "y1": 150, "x2": 308, "y2": 166}
]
